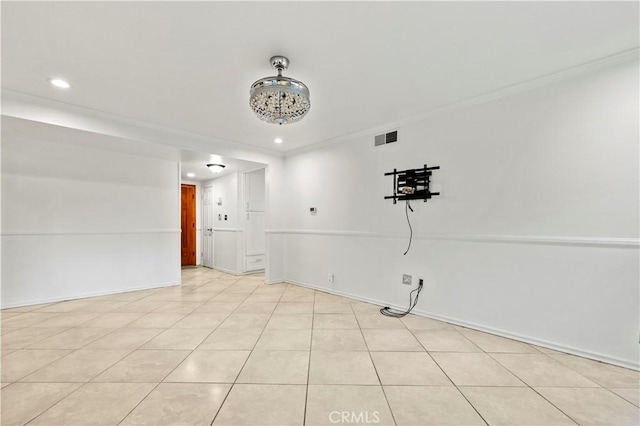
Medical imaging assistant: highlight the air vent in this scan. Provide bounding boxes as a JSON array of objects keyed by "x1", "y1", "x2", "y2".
[{"x1": 374, "y1": 130, "x2": 398, "y2": 146}]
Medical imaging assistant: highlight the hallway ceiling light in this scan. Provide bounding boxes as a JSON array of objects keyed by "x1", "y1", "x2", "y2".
[
  {"x1": 186, "y1": 172, "x2": 195, "y2": 178},
  {"x1": 49, "y1": 78, "x2": 70, "y2": 89},
  {"x1": 249, "y1": 56, "x2": 310, "y2": 125},
  {"x1": 207, "y1": 163, "x2": 226, "y2": 174},
  {"x1": 274, "y1": 137, "x2": 283, "y2": 144}
]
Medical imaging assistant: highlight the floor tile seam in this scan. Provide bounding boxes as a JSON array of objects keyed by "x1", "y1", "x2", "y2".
[
  {"x1": 302, "y1": 287, "x2": 316, "y2": 426},
  {"x1": 352, "y1": 303, "x2": 398, "y2": 426},
  {"x1": 4, "y1": 327, "x2": 73, "y2": 351},
  {"x1": 543, "y1": 353, "x2": 639, "y2": 387},
  {"x1": 210, "y1": 277, "x2": 287, "y2": 426},
  {"x1": 13, "y1": 380, "x2": 586, "y2": 386},
  {"x1": 483, "y1": 351, "x2": 600, "y2": 424},
  {"x1": 421, "y1": 344, "x2": 491, "y2": 425},
  {"x1": 115, "y1": 327, "x2": 210, "y2": 426},
  {"x1": 528, "y1": 386, "x2": 582, "y2": 425},
  {"x1": 17, "y1": 346, "x2": 139, "y2": 386},
  {"x1": 600, "y1": 387, "x2": 640, "y2": 408},
  {"x1": 118, "y1": 270, "x2": 236, "y2": 425},
  {"x1": 3, "y1": 380, "x2": 85, "y2": 425},
  {"x1": 484, "y1": 352, "x2": 602, "y2": 388}
]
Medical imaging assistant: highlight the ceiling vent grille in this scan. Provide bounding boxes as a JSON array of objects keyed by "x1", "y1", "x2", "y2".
[{"x1": 374, "y1": 130, "x2": 398, "y2": 146}]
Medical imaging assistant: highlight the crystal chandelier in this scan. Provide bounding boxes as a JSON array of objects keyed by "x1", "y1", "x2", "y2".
[{"x1": 249, "y1": 56, "x2": 310, "y2": 125}]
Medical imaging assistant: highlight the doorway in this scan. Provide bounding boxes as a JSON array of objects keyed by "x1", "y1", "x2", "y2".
[{"x1": 180, "y1": 184, "x2": 197, "y2": 266}]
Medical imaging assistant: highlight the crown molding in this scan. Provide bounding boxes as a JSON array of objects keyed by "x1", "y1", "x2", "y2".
[
  {"x1": 2, "y1": 48, "x2": 637, "y2": 159},
  {"x1": 285, "y1": 48, "x2": 640, "y2": 157},
  {"x1": 1, "y1": 89, "x2": 285, "y2": 161}
]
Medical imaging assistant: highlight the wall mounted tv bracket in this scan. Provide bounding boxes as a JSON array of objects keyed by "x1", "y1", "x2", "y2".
[{"x1": 384, "y1": 164, "x2": 440, "y2": 203}]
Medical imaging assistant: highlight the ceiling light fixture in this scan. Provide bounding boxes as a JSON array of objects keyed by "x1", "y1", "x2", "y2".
[
  {"x1": 207, "y1": 163, "x2": 226, "y2": 174},
  {"x1": 186, "y1": 173, "x2": 195, "y2": 178},
  {"x1": 249, "y1": 56, "x2": 310, "y2": 125},
  {"x1": 274, "y1": 137, "x2": 283, "y2": 144},
  {"x1": 49, "y1": 78, "x2": 70, "y2": 89}
]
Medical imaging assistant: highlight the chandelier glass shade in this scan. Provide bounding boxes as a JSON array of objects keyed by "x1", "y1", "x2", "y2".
[
  {"x1": 249, "y1": 56, "x2": 310, "y2": 125},
  {"x1": 207, "y1": 163, "x2": 225, "y2": 174}
]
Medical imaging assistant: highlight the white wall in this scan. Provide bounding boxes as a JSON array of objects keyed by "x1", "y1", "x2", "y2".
[
  {"x1": 2, "y1": 89, "x2": 288, "y2": 284},
  {"x1": 265, "y1": 161, "x2": 286, "y2": 282},
  {"x1": 1, "y1": 117, "x2": 181, "y2": 307},
  {"x1": 281, "y1": 60, "x2": 640, "y2": 368}
]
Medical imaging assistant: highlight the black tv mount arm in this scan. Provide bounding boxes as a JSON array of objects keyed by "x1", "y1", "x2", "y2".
[{"x1": 384, "y1": 164, "x2": 440, "y2": 204}]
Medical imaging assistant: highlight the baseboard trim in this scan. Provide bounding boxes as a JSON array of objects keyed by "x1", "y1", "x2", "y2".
[
  {"x1": 1, "y1": 281, "x2": 180, "y2": 310},
  {"x1": 264, "y1": 279, "x2": 285, "y2": 285},
  {"x1": 212, "y1": 266, "x2": 249, "y2": 276},
  {"x1": 284, "y1": 278, "x2": 639, "y2": 371}
]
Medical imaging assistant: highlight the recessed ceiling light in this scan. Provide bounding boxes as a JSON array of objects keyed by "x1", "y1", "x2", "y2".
[
  {"x1": 186, "y1": 173, "x2": 195, "y2": 178},
  {"x1": 49, "y1": 78, "x2": 70, "y2": 89},
  {"x1": 274, "y1": 137, "x2": 283, "y2": 144}
]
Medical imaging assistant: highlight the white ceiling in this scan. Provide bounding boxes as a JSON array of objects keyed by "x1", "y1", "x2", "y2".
[
  {"x1": 180, "y1": 150, "x2": 264, "y2": 182},
  {"x1": 2, "y1": 2, "x2": 638, "y2": 152}
]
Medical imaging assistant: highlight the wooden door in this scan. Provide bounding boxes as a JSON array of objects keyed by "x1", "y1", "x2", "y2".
[{"x1": 181, "y1": 184, "x2": 196, "y2": 266}]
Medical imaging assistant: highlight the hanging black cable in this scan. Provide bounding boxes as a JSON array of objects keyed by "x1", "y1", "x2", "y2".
[
  {"x1": 380, "y1": 278, "x2": 424, "y2": 318},
  {"x1": 403, "y1": 200, "x2": 413, "y2": 256}
]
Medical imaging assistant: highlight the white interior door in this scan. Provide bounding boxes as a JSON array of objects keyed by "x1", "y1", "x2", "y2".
[{"x1": 202, "y1": 185, "x2": 214, "y2": 268}]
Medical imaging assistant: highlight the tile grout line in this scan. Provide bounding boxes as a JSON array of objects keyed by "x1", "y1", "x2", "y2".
[
  {"x1": 3, "y1": 288, "x2": 180, "y2": 424},
  {"x1": 20, "y1": 269, "x2": 243, "y2": 425},
  {"x1": 7, "y1": 269, "x2": 634, "y2": 425},
  {"x1": 482, "y1": 351, "x2": 587, "y2": 424},
  {"x1": 494, "y1": 351, "x2": 595, "y2": 425},
  {"x1": 403, "y1": 317, "x2": 595, "y2": 424},
  {"x1": 117, "y1": 268, "x2": 235, "y2": 426},
  {"x1": 406, "y1": 320, "x2": 490, "y2": 425},
  {"x1": 12, "y1": 382, "x2": 83, "y2": 426},
  {"x1": 111, "y1": 271, "x2": 238, "y2": 426},
  {"x1": 527, "y1": 386, "x2": 581, "y2": 425},
  {"x1": 209, "y1": 272, "x2": 289, "y2": 426},
  {"x1": 354, "y1": 304, "x2": 399, "y2": 426},
  {"x1": 302, "y1": 286, "x2": 316, "y2": 426}
]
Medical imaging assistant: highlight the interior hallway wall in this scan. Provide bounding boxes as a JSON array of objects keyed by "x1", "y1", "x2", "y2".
[
  {"x1": 280, "y1": 59, "x2": 640, "y2": 368},
  {"x1": 2, "y1": 90, "x2": 288, "y2": 285},
  {"x1": 1, "y1": 117, "x2": 181, "y2": 307}
]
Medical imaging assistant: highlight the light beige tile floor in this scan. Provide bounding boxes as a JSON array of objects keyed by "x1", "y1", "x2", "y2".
[{"x1": 1, "y1": 267, "x2": 638, "y2": 425}]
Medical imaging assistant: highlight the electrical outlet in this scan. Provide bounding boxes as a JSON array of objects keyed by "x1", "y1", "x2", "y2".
[
  {"x1": 328, "y1": 273, "x2": 334, "y2": 283},
  {"x1": 402, "y1": 274, "x2": 412, "y2": 285}
]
